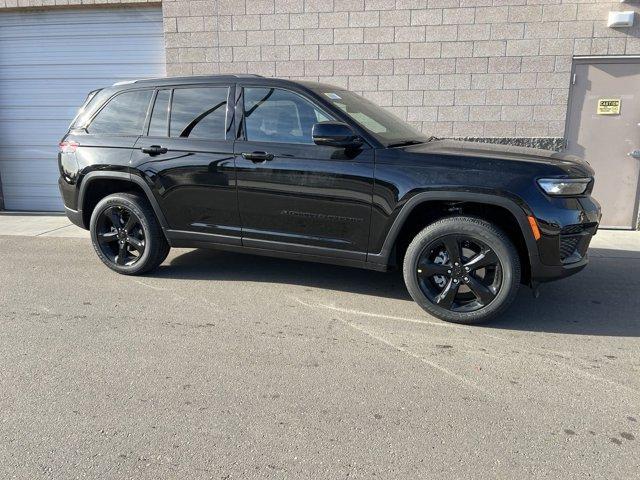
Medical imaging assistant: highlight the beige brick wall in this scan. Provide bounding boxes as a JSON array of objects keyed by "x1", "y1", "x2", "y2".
[
  {"x1": 2, "y1": 0, "x2": 639, "y2": 139},
  {"x1": 163, "y1": 0, "x2": 640, "y2": 139}
]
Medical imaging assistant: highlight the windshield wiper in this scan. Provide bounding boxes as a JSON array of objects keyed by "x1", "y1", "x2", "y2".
[
  {"x1": 386, "y1": 140, "x2": 425, "y2": 148},
  {"x1": 387, "y1": 136, "x2": 440, "y2": 148}
]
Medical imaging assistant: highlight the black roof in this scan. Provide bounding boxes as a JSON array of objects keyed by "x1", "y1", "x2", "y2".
[
  {"x1": 115, "y1": 74, "x2": 262, "y2": 85},
  {"x1": 112, "y1": 74, "x2": 341, "y2": 92}
]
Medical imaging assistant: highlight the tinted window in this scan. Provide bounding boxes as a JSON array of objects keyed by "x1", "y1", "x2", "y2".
[
  {"x1": 314, "y1": 88, "x2": 426, "y2": 146},
  {"x1": 148, "y1": 90, "x2": 170, "y2": 137},
  {"x1": 88, "y1": 90, "x2": 152, "y2": 135},
  {"x1": 244, "y1": 88, "x2": 332, "y2": 144},
  {"x1": 170, "y1": 87, "x2": 228, "y2": 139},
  {"x1": 70, "y1": 89, "x2": 109, "y2": 129}
]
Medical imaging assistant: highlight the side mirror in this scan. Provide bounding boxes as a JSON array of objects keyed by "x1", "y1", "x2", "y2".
[{"x1": 312, "y1": 122, "x2": 363, "y2": 149}]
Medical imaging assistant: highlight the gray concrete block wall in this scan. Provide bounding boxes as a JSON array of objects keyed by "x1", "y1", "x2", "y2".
[
  {"x1": 2, "y1": 0, "x2": 639, "y2": 141},
  {"x1": 161, "y1": 0, "x2": 640, "y2": 140}
]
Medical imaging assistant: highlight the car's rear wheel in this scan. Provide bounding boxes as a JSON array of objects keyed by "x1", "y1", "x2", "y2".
[
  {"x1": 403, "y1": 216, "x2": 520, "y2": 324},
  {"x1": 90, "y1": 192, "x2": 170, "y2": 275}
]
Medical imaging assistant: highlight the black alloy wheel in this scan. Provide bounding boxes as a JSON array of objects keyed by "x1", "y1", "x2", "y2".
[
  {"x1": 403, "y1": 216, "x2": 520, "y2": 324},
  {"x1": 95, "y1": 205, "x2": 146, "y2": 267},
  {"x1": 416, "y1": 235, "x2": 501, "y2": 313},
  {"x1": 90, "y1": 192, "x2": 170, "y2": 275}
]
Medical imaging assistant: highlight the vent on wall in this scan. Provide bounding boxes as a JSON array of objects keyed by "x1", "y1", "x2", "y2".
[{"x1": 607, "y1": 11, "x2": 635, "y2": 27}]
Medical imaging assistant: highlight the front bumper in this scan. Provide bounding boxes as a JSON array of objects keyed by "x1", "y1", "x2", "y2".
[
  {"x1": 529, "y1": 195, "x2": 601, "y2": 283},
  {"x1": 530, "y1": 253, "x2": 589, "y2": 283}
]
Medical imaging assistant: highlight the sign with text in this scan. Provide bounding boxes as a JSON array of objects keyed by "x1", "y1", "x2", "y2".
[{"x1": 597, "y1": 99, "x2": 621, "y2": 115}]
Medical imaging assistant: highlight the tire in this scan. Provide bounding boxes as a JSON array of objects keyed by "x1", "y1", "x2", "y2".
[
  {"x1": 89, "y1": 192, "x2": 170, "y2": 275},
  {"x1": 403, "y1": 216, "x2": 520, "y2": 324}
]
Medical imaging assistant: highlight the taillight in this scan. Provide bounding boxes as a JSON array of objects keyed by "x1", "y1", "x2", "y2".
[{"x1": 59, "y1": 140, "x2": 79, "y2": 153}]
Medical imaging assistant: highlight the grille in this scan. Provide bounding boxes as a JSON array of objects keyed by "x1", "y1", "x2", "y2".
[
  {"x1": 559, "y1": 236, "x2": 581, "y2": 261},
  {"x1": 561, "y1": 222, "x2": 598, "y2": 235},
  {"x1": 561, "y1": 224, "x2": 584, "y2": 235}
]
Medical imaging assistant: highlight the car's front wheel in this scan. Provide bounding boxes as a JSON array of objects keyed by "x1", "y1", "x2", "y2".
[
  {"x1": 90, "y1": 192, "x2": 170, "y2": 275},
  {"x1": 403, "y1": 216, "x2": 520, "y2": 324}
]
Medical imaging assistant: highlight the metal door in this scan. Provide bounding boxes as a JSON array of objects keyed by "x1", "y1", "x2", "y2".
[
  {"x1": 565, "y1": 57, "x2": 640, "y2": 229},
  {"x1": 0, "y1": 7, "x2": 165, "y2": 211}
]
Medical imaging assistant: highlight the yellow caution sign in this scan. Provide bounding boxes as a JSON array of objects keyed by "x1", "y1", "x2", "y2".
[{"x1": 597, "y1": 98, "x2": 621, "y2": 115}]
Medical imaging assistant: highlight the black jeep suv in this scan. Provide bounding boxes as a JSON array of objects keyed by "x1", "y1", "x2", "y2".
[{"x1": 59, "y1": 75, "x2": 601, "y2": 324}]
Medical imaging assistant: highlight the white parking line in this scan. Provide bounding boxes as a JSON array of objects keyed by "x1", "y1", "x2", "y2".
[
  {"x1": 338, "y1": 316, "x2": 490, "y2": 394},
  {"x1": 291, "y1": 296, "x2": 639, "y2": 395},
  {"x1": 291, "y1": 297, "x2": 464, "y2": 329},
  {"x1": 292, "y1": 296, "x2": 489, "y2": 393}
]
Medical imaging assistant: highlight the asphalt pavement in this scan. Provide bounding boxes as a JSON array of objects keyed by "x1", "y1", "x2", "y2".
[{"x1": 0, "y1": 231, "x2": 639, "y2": 479}]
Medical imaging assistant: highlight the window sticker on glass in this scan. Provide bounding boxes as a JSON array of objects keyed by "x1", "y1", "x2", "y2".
[{"x1": 324, "y1": 92, "x2": 342, "y2": 100}]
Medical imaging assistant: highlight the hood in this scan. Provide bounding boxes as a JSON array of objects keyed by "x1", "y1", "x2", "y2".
[{"x1": 401, "y1": 139, "x2": 593, "y2": 176}]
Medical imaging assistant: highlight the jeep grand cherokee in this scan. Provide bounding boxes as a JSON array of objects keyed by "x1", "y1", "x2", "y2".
[{"x1": 58, "y1": 75, "x2": 601, "y2": 324}]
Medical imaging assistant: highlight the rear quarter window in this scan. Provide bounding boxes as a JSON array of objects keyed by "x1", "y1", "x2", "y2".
[
  {"x1": 87, "y1": 89, "x2": 153, "y2": 135},
  {"x1": 70, "y1": 89, "x2": 110, "y2": 129}
]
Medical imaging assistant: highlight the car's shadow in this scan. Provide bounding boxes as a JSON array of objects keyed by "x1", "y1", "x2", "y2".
[
  {"x1": 149, "y1": 247, "x2": 640, "y2": 337},
  {"x1": 153, "y1": 247, "x2": 411, "y2": 300},
  {"x1": 494, "y1": 248, "x2": 640, "y2": 337}
]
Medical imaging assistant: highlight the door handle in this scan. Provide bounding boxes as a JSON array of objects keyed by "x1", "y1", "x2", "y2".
[
  {"x1": 141, "y1": 145, "x2": 168, "y2": 156},
  {"x1": 628, "y1": 149, "x2": 640, "y2": 159},
  {"x1": 241, "y1": 151, "x2": 274, "y2": 162}
]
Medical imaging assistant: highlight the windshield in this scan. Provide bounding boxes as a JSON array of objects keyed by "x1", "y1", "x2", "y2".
[{"x1": 313, "y1": 88, "x2": 427, "y2": 146}]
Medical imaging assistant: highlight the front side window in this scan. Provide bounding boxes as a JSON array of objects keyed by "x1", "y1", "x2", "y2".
[
  {"x1": 170, "y1": 87, "x2": 228, "y2": 140},
  {"x1": 312, "y1": 88, "x2": 427, "y2": 146},
  {"x1": 88, "y1": 89, "x2": 153, "y2": 135},
  {"x1": 243, "y1": 87, "x2": 332, "y2": 144}
]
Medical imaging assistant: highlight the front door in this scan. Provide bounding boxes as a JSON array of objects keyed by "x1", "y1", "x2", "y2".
[
  {"x1": 131, "y1": 85, "x2": 240, "y2": 243},
  {"x1": 234, "y1": 86, "x2": 374, "y2": 259},
  {"x1": 565, "y1": 58, "x2": 640, "y2": 229}
]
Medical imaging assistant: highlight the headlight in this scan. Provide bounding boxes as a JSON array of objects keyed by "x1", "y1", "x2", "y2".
[{"x1": 537, "y1": 178, "x2": 591, "y2": 196}]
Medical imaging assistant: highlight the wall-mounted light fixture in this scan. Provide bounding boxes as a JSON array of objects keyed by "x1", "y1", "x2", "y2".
[{"x1": 607, "y1": 10, "x2": 635, "y2": 27}]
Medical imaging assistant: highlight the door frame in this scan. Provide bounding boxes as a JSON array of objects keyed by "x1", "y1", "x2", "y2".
[{"x1": 565, "y1": 55, "x2": 640, "y2": 229}]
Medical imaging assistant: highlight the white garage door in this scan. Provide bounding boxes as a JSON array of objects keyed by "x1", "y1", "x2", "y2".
[{"x1": 0, "y1": 7, "x2": 165, "y2": 211}]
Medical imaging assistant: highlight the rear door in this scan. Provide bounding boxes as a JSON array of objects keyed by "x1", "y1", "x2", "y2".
[
  {"x1": 131, "y1": 84, "x2": 239, "y2": 243},
  {"x1": 234, "y1": 85, "x2": 374, "y2": 259}
]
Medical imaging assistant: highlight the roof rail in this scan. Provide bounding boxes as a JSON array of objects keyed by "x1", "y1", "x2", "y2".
[
  {"x1": 112, "y1": 79, "x2": 138, "y2": 86},
  {"x1": 111, "y1": 74, "x2": 266, "y2": 87}
]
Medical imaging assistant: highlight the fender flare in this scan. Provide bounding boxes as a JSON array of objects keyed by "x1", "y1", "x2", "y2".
[
  {"x1": 366, "y1": 191, "x2": 538, "y2": 265},
  {"x1": 77, "y1": 171, "x2": 169, "y2": 230}
]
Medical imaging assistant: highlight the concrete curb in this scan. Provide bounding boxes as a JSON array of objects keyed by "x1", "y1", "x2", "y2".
[{"x1": 0, "y1": 214, "x2": 89, "y2": 238}]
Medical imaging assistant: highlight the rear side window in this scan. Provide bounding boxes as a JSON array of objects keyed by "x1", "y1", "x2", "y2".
[
  {"x1": 170, "y1": 87, "x2": 228, "y2": 140},
  {"x1": 87, "y1": 90, "x2": 153, "y2": 135},
  {"x1": 148, "y1": 90, "x2": 170, "y2": 137}
]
